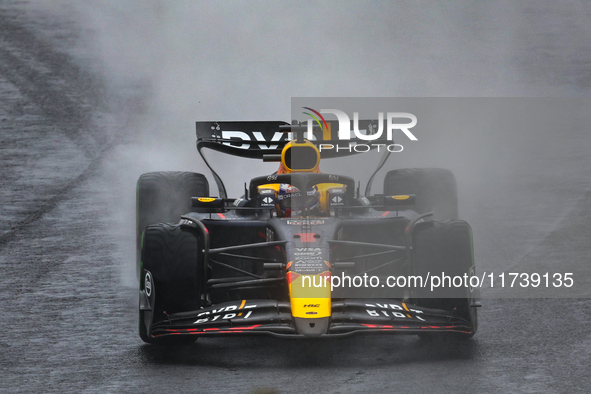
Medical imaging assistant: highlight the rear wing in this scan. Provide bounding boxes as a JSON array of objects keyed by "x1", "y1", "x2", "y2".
[
  {"x1": 195, "y1": 121, "x2": 395, "y2": 198},
  {"x1": 195, "y1": 120, "x2": 392, "y2": 159}
]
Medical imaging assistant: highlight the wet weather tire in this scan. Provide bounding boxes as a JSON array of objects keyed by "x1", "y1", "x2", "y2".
[
  {"x1": 136, "y1": 171, "x2": 209, "y2": 276},
  {"x1": 412, "y1": 220, "x2": 478, "y2": 340},
  {"x1": 139, "y1": 223, "x2": 204, "y2": 345},
  {"x1": 384, "y1": 168, "x2": 458, "y2": 220}
]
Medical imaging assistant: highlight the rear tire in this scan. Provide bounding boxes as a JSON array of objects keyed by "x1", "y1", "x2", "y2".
[
  {"x1": 384, "y1": 168, "x2": 458, "y2": 220},
  {"x1": 136, "y1": 171, "x2": 209, "y2": 277},
  {"x1": 139, "y1": 223, "x2": 204, "y2": 345},
  {"x1": 413, "y1": 220, "x2": 478, "y2": 340}
]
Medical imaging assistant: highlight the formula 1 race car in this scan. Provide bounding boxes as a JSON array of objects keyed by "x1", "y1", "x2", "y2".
[{"x1": 136, "y1": 120, "x2": 479, "y2": 344}]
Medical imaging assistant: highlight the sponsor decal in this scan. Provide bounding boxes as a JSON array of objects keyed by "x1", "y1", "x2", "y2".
[
  {"x1": 392, "y1": 195, "x2": 409, "y2": 200},
  {"x1": 293, "y1": 260, "x2": 327, "y2": 274},
  {"x1": 197, "y1": 197, "x2": 216, "y2": 203},
  {"x1": 193, "y1": 302, "x2": 256, "y2": 324},
  {"x1": 259, "y1": 189, "x2": 276, "y2": 207},
  {"x1": 332, "y1": 196, "x2": 343, "y2": 203},
  {"x1": 222, "y1": 129, "x2": 285, "y2": 150},
  {"x1": 179, "y1": 218, "x2": 196, "y2": 227},
  {"x1": 278, "y1": 192, "x2": 302, "y2": 200},
  {"x1": 294, "y1": 247, "x2": 323, "y2": 257},
  {"x1": 291, "y1": 248, "x2": 327, "y2": 274},
  {"x1": 364, "y1": 303, "x2": 425, "y2": 321},
  {"x1": 286, "y1": 219, "x2": 325, "y2": 225}
]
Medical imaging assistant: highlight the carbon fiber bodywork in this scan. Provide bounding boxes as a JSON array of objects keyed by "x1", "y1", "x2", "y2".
[{"x1": 145, "y1": 299, "x2": 474, "y2": 339}]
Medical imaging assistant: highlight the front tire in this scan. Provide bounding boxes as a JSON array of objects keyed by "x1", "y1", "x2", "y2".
[
  {"x1": 413, "y1": 220, "x2": 478, "y2": 339},
  {"x1": 139, "y1": 223, "x2": 204, "y2": 345},
  {"x1": 136, "y1": 171, "x2": 209, "y2": 277}
]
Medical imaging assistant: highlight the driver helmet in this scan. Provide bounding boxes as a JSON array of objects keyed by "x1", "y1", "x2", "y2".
[{"x1": 277, "y1": 184, "x2": 320, "y2": 217}]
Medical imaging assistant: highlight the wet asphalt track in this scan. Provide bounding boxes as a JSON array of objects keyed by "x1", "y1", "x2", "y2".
[{"x1": 1, "y1": 2, "x2": 591, "y2": 393}]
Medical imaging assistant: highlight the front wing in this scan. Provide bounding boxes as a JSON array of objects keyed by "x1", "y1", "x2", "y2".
[{"x1": 147, "y1": 299, "x2": 474, "y2": 339}]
